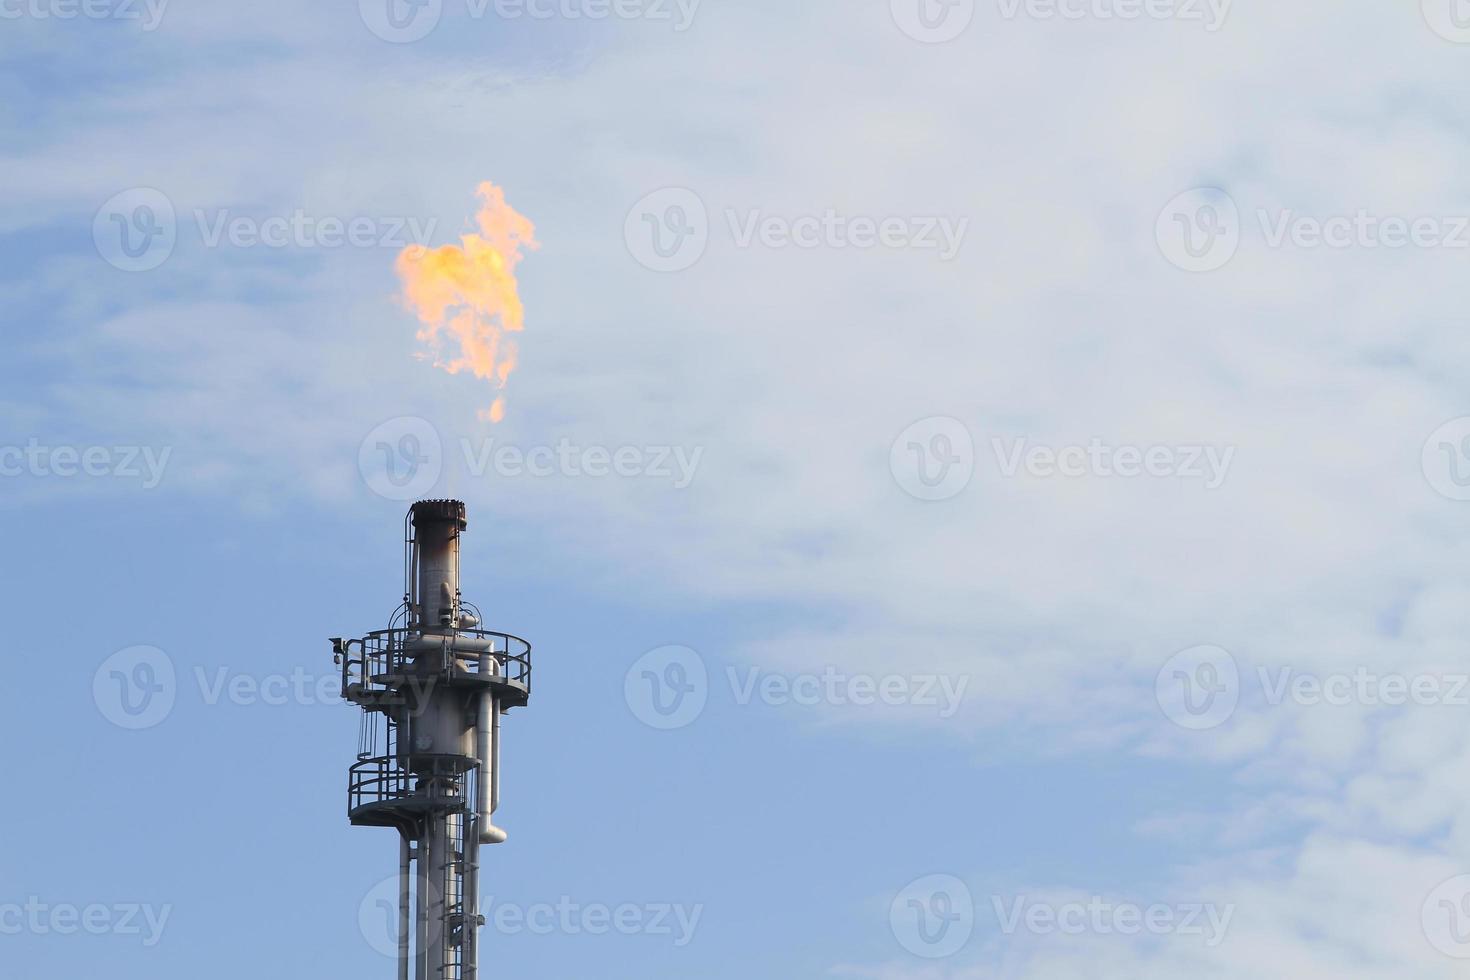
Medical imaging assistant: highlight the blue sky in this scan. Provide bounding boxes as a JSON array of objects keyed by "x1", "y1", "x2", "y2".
[{"x1": 8, "y1": 1, "x2": 1470, "y2": 977}]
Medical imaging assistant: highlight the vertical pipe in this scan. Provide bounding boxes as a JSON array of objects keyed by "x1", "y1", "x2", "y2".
[
  {"x1": 467, "y1": 651, "x2": 492, "y2": 980},
  {"x1": 415, "y1": 822, "x2": 429, "y2": 980},
  {"x1": 475, "y1": 655, "x2": 493, "y2": 833},
  {"x1": 464, "y1": 782, "x2": 480, "y2": 980},
  {"x1": 410, "y1": 545, "x2": 420, "y2": 626},
  {"x1": 491, "y1": 698, "x2": 500, "y2": 816},
  {"x1": 398, "y1": 833, "x2": 411, "y2": 980},
  {"x1": 475, "y1": 691, "x2": 506, "y2": 845},
  {"x1": 425, "y1": 813, "x2": 448, "y2": 980}
]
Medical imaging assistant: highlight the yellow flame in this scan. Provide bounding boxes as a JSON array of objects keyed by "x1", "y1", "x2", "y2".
[{"x1": 396, "y1": 182, "x2": 538, "y2": 422}]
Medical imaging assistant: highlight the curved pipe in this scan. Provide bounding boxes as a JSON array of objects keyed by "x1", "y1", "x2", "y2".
[{"x1": 475, "y1": 654, "x2": 507, "y2": 845}]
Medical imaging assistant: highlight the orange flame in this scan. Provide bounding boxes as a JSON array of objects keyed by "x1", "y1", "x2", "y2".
[{"x1": 395, "y1": 182, "x2": 539, "y2": 422}]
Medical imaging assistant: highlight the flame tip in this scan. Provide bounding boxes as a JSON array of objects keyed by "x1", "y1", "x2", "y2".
[{"x1": 396, "y1": 180, "x2": 534, "y2": 422}]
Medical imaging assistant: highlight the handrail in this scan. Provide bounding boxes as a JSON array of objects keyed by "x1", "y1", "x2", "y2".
[
  {"x1": 340, "y1": 627, "x2": 532, "y2": 702},
  {"x1": 348, "y1": 754, "x2": 474, "y2": 814}
]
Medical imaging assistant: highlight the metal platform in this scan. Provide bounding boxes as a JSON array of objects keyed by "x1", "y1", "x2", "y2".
[
  {"x1": 348, "y1": 754, "x2": 475, "y2": 828},
  {"x1": 341, "y1": 627, "x2": 532, "y2": 711}
]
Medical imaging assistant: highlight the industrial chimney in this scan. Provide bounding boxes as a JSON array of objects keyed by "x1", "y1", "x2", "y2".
[{"x1": 333, "y1": 500, "x2": 532, "y2": 980}]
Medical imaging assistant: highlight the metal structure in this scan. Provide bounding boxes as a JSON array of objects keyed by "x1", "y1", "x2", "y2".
[{"x1": 332, "y1": 500, "x2": 532, "y2": 980}]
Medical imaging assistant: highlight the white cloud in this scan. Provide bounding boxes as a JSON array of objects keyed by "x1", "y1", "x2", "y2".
[{"x1": 9, "y1": 1, "x2": 1470, "y2": 972}]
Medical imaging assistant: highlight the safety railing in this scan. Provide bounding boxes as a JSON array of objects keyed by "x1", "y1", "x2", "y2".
[
  {"x1": 348, "y1": 755, "x2": 417, "y2": 813},
  {"x1": 340, "y1": 627, "x2": 532, "y2": 702},
  {"x1": 348, "y1": 753, "x2": 474, "y2": 816}
]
